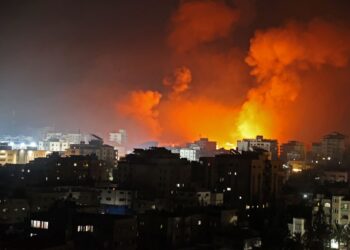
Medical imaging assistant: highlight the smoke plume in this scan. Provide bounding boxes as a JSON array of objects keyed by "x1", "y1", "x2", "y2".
[
  {"x1": 238, "y1": 19, "x2": 350, "y2": 141},
  {"x1": 168, "y1": 0, "x2": 239, "y2": 52}
]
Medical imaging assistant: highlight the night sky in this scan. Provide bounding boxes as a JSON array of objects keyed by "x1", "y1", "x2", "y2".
[{"x1": 1, "y1": 0, "x2": 350, "y2": 146}]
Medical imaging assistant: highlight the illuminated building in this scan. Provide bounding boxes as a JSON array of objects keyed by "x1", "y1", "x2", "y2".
[
  {"x1": 109, "y1": 129, "x2": 127, "y2": 158},
  {"x1": 237, "y1": 135, "x2": 278, "y2": 160},
  {"x1": 0, "y1": 149, "x2": 48, "y2": 165},
  {"x1": 38, "y1": 140, "x2": 69, "y2": 152},
  {"x1": 313, "y1": 195, "x2": 350, "y2": 226},
  {"x1": 38, "y1": 132, "x2": 88, "y2": 152},
  {"x1": 180, "y1": 147, "x2": 199, "y2": 161},
  {"x1": 65, "y1": 135, "x2": 116, "y2": 166},
  {"x1": 288, "y1": 218, "x2": 305, "y2": 237},
  {"x1": 179, "y1": 138, "x2": 217, "y2": 162}
]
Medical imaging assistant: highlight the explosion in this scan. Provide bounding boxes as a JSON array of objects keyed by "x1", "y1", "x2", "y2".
[
  {"x1": 117, "y1": 0, "x2": 350, "y2": 148},
  {"x1": 239, "y1": 19, "x2": 350, "y2": 141}
]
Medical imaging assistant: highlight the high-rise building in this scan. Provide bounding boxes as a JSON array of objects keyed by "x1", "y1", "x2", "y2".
[
  {"x1": 116, "y1": 148, "x2": 191, "y2": 199},
  {"x1": 237, "y1": 135, "x2": 278, "y2": 160},
  {"x1": 109, "y1": 129, "x2": 127, "y2": 158},
  {"x1": 280, "y1": 141, "x2": 306, "y2": 163},
  {"x1": 321, "y1": 132, "x2": 346, "y2": 162}
]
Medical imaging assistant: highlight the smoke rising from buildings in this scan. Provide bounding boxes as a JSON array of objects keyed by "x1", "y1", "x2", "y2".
[{"x1": 118, "y1": 0, "x2": 350, "y2": 148}]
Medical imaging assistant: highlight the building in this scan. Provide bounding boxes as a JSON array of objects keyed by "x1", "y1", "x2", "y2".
[
  {"x1": 0, "y1": 153, "x2": 113, "y2": 186},
  {"x1": 200, "y1": 150, "x2": 285, "y2": 205},
  {"x1": 310, "y1": 132, "x2": 347, "y2": 163},
  {"x1": 116, "y1": 148, "x2": 191, "y2": 199},
  {"x1": 0, "y1": 148, "x2": 48, "y2": 165},
  {"x1": 0, "y1": 198, "x2": 29, "y2": 225},
  {"x1": 109, "y1": 129, "x2": 127, "y2": 158},
  {"x1": 280, "y1": 141, "x2": 306, "y2": 163},
  {"x1": 99, "y1": 187, "x2": 134, "y2": 208},
  {"x1": 65, "y1": 136, "x2": 116, "y2": 166},
  {"x1": 321, "y1": 132, "x2": 347, "y2": 162},
  {"x1": 179, "y1": 138, "x2": 217, "y2": 162},
  {"x1": 38, "y1": 140, "x2": 69, "y2": 152},
  {"x1": 237, "y1": 135, "x2": 278, "y2": 160},
  {"x1": 180, "y1": 147, "x2": 199, "y2": 161},
  {"x1": 288, "y1": 218, "x2": 306, "y2": 237},
  {"x1": 38, "y1": 132, "x2": 88, "y2": 152},
  {"x1": 313, "y1": 195, "x2": 350, "y2": 226}
]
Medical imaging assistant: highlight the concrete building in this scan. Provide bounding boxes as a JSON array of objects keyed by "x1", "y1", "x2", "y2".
[
  {"x1": 38, "y1": 140, "x2": 69, "y2": 152},
  {"x1": 116, "y1": 148, "x2": 191, "y2": 199},
  {"x1": 288, "y1": 218, "x2": 306, "y2": 237},
  {"x1": 109, "y1": 129, "x2": 127, "y2": 158},
  {"x1": 237, "y1": 135, "x2": 278, "y2": 160},
  {"x1": 38, "y1": 132, "x2": 88, "y2": 152},
  {"x1": 99, "y1": 188, "x2": 134, "y2": 208},
  {"x1": 0, "y1": 198, "x2": 30, "y2": 225},
  {"x1": 0, "y1": 149, "x2": 48, "y2": 165},
  {"x1": 180, "y1": 147, "x2": 199, "y2": 161},
  {"x1": 0, "y1": 153, "x2": 113, "y2": 186},
  {"x1": 65, "y1": 136, "x2": 116, "y2": 166},
  {"x1": 179, "y1": 138, "x2": 217, "y2": 162},
  {"x1": 200, "y1": 150, "x2": 285, "y2": 205},
  {"x1": 280, "y1": 141, "x2": 306, "y2": 163},
  {"x1": 321, "y1": 132, "x2": 347, "y2": 162},
  {"x1": 312, "y1": 195, "x2": 350, "y2": 226},
  {"x1": 310, "y1": 132, "x2": 347, "y2": 163}
]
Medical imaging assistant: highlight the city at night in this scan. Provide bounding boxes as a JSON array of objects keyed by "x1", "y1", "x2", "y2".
[{"x1": 1, "y1": 0, "x2": 350, "y2": 249}]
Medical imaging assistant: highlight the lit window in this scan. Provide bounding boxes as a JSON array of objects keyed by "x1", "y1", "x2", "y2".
[
  {"x1": 31, "y1": 220, "x2": 49, "y2": 229},
  {"x1": 77, "y1": 225, "x2": 94, "y2": 232}
]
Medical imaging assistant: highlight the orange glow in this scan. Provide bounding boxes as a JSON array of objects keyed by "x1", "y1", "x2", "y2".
[{"x1": 117, "y1": 2, "x2": 350, "y2": 148}]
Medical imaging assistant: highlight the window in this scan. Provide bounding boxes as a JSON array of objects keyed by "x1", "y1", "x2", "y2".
[
  {"x1": 31, "y1": 220, "x2": 49, "y2": 229},
  {"x1": 77, "y1": 225, "x2": 94, "y2": 232}
]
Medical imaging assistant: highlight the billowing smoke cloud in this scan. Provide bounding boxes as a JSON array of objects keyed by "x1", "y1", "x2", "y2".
[
  {"x1": 168, "y1": 0, "x2": 239, "y2": 52},
  {"x1": 118, "y1": 0, "x2": 244, "y2": 147},
  {"x1": 117, "y1": 90, "x2": 162, "y2": 138},
  {"x1": 118, "y1": 0, "x2": 350, "y2": 148},
  {"x1": 163, "y1": 66, "x2": 192, "y2": 97},
  {"x1": 238, "y1": 19, "x2": 350, "y2": 141}
]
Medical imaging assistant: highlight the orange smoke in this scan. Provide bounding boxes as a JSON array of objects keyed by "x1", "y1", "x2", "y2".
[
  {"x1": 163, "y1": 66, "x2": 192, "y2": 97},
  {"x1": 168, "y1": 0, "x2": 239, "y2": 52},
  {"x1": 118, "y1": 0, "x2": 350, "y2": 148},
  {"x1": 117, "y1": 90, "x2": 162, "y2": 138},
  {"x1": 238, "y1": 19, "x2": 350, "y2": 141}
]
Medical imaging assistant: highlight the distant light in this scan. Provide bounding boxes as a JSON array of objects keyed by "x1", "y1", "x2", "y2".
[
  {"x1": 239, "y1": 196, "x2": 242, "y2": 200},
  {"x1": 198, "y1": 220, "x2": 202, "y2": 225},
  {"x1": 226, "y1": 187, "x2": 231, "y2": 191},
  {"x1": 327, "y1": 157, "x2": 331, "y2": 161},
  {"x1": 331, "y1": 239, "x2": 339, "y2": 249},
  {"x1": 303, "y1": 194, "x2": 308, "y2": 199}
]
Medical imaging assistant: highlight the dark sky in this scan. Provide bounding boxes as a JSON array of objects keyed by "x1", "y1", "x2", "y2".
[{"x1": 1, "y1": 0, "x2": 350, "y2": 142}]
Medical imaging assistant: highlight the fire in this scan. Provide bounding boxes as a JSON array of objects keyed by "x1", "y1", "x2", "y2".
[{"x1": 117, "y1": 1, "x2": 350, "y2": 148}]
